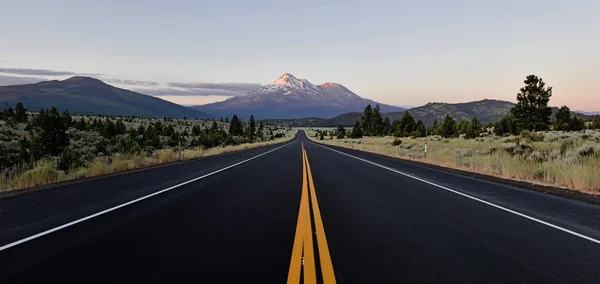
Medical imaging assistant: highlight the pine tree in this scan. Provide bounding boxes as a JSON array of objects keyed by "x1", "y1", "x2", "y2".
[
  {"x1": 38, "y1": 106, "x2": 70, "y2": 156},
  {"x1": 441, "y1": 115, "x2": 457, "y2": 138},
  {"x1": 382, "y1": 117, "x2": 392, "y2": 135},
  {"x1": 569, "y1": 116, "x2": 586, "y2": 131},
  {"x1": 456, "y1": 120, "x2": 471, "y2": 136},
  {"x1": 361, "y1": 105, "x2": 373, "y2": 136},
  {"x1": 229, "y1": 115, "x2": 243, "y2": 136},
  {"x1": 396, "y1": 111, "x2": 416, "y2": 137},
  {"x1": 593, "y1": 115, "x2": 600, "y2": 130},
  {"x1": 511, "y1": 74, "x2": 553, "y2": 131},
  {"x1": 337, "y1": 124, "x2": 346, "y2": 139},
  {"x1": 247, "y1": 115, "x2": 256, "y2": 139},
  {"x1": 432, "y1": 119, "x2": 440, "y2": 135},
  {"x1": 14, "y1": 102, "x2": 27, "y2": 123},
  {"x1": 414, "y1": 120, "x2": 426, "y2": 137},
  {"x1": 554, "y1": 105, "x2": 571, "y2": 131},
  {"x1": 494, "y1": 114, "x2": 518, "y2": 136},
  {"x1": 371, "y1": 104, "x2": 384, "y2": 136},
  {"x1": 467, "y1": 117, "x2": 483, "y2": 139},
  {"x1": 350, "y1": 121, "x2": 363, "y2": 138}
]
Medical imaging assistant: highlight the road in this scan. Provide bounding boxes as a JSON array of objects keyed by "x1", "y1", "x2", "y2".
[{"x1": 1, "y1": 130, "x2": 600, "y2": 283}]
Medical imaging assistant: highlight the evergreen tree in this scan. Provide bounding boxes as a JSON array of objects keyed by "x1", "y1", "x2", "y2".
[
  {"x1": 396, "y1": 111, "x2": 416, "y2": 137},
  {"x1": 192, "y1": 125, "x2": 202, "y2": 136},
  {"x1": 38, "y1": 106, "x2": 70, "y2": 156},
  {"x1": 256, "y1": 122, "x2": 264, "y2": 140},
  {"x1": 14, "y1": 102, "x2": 27, "y2": 123},
  {"x1": 382, "y1": 116, "x2": 392, "y2": 135},
  {"x1": 554, "y1": 105, "x2": 571, "y2": 131},
  {"x1": 511, "y1": 74, "x2": 553, "y2": 131},
  {"x1": 371, "y1": 104, "x2": 384, "y2": 136},
  {"x1": 337, "y1": 124, "x2": 346, "y2": 139},
  {"x1": 494, "y1": 114, "x2": 518, "y2": 136},
  {"x1": 225, "y1": 117, "x2": 229, "y2": 123},
  {"x1": 413, "y1": 120, "x2": 426, "y2": 137},
  {"x1": 432, "y1": 119, "x2": 440, "y2": 135},
  {"x1": 248, "y1": 115, "x2": 256, "y2": 139},
  {"x1": 229, "y1": 115, "x2": 243, "y2": 136},
  {"x1": 456, "y1": 120, "x2": 471, "y2": 136},
  {"x1": 569, "y1": 116, "x2": 586, "y2": 131},
  {"x1": 349, "y1": 121, "x2": 363, "y2": 138},
  {"x1": 593, "y1": 115, "x2": 600, "y2": 130},
  {"x1": 361, "y1": 105, "x2": 373, "y2": 136},
  {"x1": 440, "y1": 114, "x2": 457, "y2": 138},
  {"x1": 468, "y1": 117, "x2": 483, "y2": 139}
]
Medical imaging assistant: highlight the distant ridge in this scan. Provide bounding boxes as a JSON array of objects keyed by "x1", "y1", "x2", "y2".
[
  {"x1": 192, "y1": 73, "x2": 404, "y2": 119},
  {"x1": 0, "y1": 77, "x2": 211, "y2": 118},
  {"x1": 261, "y1": 99, "x2": 594, "y2": 127}
]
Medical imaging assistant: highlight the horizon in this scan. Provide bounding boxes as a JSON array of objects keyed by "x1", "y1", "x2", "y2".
[{"x1": 1, "y1": 1, "x2": 599, "y2": 111}]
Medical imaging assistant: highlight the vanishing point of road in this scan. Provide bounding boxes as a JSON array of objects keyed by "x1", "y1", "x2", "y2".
[{"x1": 1, "y1": 131, "x2": 600, "y2": 283}]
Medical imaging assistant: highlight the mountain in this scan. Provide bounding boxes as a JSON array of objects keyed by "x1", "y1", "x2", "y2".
[
  {"x1": 192, "y1": 73, "x2": 404, "y2": 119},
  {"x1": 261, "y1": 99, "x2": 593, "y2": 127},
  {"x1": 575, "y1": 110, "x2": 600, "y2": 116},
  {"x1": 0, "y1": 76, "x2": 210, "y2": 118}
]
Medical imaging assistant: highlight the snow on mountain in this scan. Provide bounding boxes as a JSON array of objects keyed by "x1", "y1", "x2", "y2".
[{"x1": 194, "y1": 73, "x2": 404, "y2": 119}]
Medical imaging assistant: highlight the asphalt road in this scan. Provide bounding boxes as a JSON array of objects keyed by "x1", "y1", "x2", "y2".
[{"x1": 1, "y1": 131, "x2": 600, "y2": 283}]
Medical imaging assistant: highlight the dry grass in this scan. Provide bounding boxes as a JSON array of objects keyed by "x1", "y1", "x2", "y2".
[
  {"x1": 0, "y1": 130, "x2": 297, "y2": 192},
  {"x1": 306, "y1": 129, "x2": 600, "y2": 194}
]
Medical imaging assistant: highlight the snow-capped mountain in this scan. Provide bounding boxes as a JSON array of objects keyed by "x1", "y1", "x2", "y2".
[{"x1": 193, "y1": 73, "x2": 404, "y2": 119}]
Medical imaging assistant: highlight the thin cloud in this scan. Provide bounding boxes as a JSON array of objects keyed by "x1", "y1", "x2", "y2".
[
  {"x1": 136, "y1": 88, "x2": 244, "y2": 97},
  {"x1": 0, "y1": 75, "x2": 45, "y2": 86},
  {"x1": 167, "y1": 82, "x2": 261, "y2": 92},
  {"x1": 103, "y1": 79, "x2": 159, "y2": 87},
  {"x1": 0, "y1": 68, "x2": 101, "y2": 76}
]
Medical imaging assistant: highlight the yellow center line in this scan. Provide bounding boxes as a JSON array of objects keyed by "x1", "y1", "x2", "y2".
[
  {"x1": 304, "y1": 149, "x2": 337, "y2": 284},
  {"x1": 287, "y1": 144, "x2": 336, "y2": 284},
  {"x1": 302, "y1": 148, "x2": 317, "y2": 284}
]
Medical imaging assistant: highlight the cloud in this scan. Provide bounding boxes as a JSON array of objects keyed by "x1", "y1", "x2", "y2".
[
  {"x1": 134, "y1": 88, "x2": 244, "y2": 97},
  {"x1": 0, "y1": 75, "x2": 46, "y2": 86},
  {"x1": 103, "y1": 79, "x2": 159, "y2": 87},
  {"x1": 167, "y1": 82, "x2": 262, "y2": 92},
  {"x1": 0, "y1": 68, "x2": 100, "y2": 76}
]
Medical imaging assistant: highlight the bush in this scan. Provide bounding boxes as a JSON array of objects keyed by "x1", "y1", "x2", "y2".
[
  {"x1": 392, "y1": 138, "x2": 402, "y2": 146},
  {"x1": 520, "y1": 130, "x2": 532, "y2": 139},
  {"x1": 577, "y1": 142, "x2": 598, "y2": 157},
  {"x1": 532, "y1": 167, "x2": 546, "y2": 180}
]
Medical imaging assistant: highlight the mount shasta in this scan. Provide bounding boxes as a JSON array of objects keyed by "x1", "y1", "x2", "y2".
[{"x1": 193, "y1": 73, "x2": 404, "y2": 119}]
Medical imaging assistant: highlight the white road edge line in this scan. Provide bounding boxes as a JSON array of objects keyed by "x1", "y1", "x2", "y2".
[
  {"x1": 0, "y1": 136, "x2": 299, "y2": 252},
  {"x1": 305, "y1": 137, "x2": 600, "y2": 245}
]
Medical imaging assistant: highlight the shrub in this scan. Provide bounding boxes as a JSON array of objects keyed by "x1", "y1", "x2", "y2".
[
  {"x1": 392, "y1": 138, "x2": 402, "y2": 146},
  {"x1": 532, "y1": 167, "x2": 546, "y2": 180},
  {"x1": 520, "y1": 130, "x2": 532, "y2": 139},
  {"x1": 577, "y1": 142, "x2": 598, "y2": 157}
]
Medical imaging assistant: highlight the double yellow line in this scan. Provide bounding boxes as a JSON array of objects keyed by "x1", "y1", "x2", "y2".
[{"x1": 287, "y1": 145, "x2": 336, "y2": 284}]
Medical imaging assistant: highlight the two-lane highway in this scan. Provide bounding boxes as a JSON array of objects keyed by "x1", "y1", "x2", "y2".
[{"x1": 1, "y1": 131, "x2": 600, "y2": 283}]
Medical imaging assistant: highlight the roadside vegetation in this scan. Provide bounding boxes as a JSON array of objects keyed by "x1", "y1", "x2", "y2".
[
  {"x1": 0, "y1": 103, "x2": 296, "y2": 192},
  {"x1": 308, "y1": 75, "x2": 600, "y2": 193}
]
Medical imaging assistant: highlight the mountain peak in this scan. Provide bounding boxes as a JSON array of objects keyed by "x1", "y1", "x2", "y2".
[
  {"x1": 271, "y1": 73, "x2": 301, "y2": 85},
  {"x1": 63, "y1": 76, "x2": 107, "y2": 86},
  {"x1": 320, "y1": 82, "x2": 339, "y2": 88}
]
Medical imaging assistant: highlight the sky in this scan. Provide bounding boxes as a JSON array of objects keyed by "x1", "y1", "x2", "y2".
[{"x1": 0, "y1": 0, "x2": 599, "y2": 110}]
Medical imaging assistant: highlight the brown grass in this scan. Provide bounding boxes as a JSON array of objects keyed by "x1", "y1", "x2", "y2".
[
  {"x1": 305, "y1": 129, "x2": 600, "y2": 194},
  {"x1": 0, "y1": 130, "x2": 297, "y2": 192}
]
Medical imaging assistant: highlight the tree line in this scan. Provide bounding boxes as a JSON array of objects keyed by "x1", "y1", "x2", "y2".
[
  {"x1": 334, "y1": 74, "x2": 599, "y2": 139},
  {"x1": 0, "y1": 103, "x2": 284, "y2": 172}
]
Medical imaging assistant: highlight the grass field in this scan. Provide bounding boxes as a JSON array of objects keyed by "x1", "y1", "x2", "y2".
[
  {"x1": 1, "y1": 129, "x2": 296, "y2": 192},
  {"x1": 306, "y1": 129, "x2": 600, "y2": 194}
]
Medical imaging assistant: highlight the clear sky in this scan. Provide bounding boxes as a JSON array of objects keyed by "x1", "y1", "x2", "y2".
[{"x1": 1, "y1": 0, "x2": 599, "y2": 110}]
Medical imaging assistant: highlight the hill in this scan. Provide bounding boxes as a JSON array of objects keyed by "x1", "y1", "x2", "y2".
[
  {"x1": 262, "y1": 99, "x2": 594, "y2": 127},
  {"x1": 0, "y1": 76, "x2": 211, "y2": 118},
  {"x1": 192, "y1": 73, "x2": 404, "y2": 119}
]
